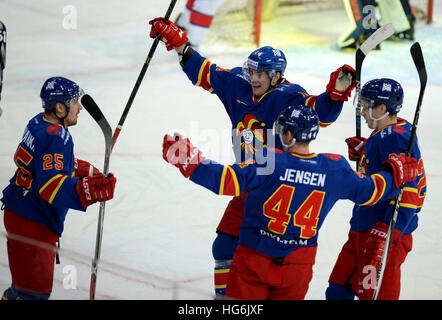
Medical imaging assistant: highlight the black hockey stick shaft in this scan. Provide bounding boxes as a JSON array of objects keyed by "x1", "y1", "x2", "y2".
[
  {"x1": 80, "y1": 94, "x2": 113, "y2": 300},
  {"x1": 111, "y1": 0, "x2": 177, "y2": 152},
  {"x1": 372, "y1": 42, "x2": 427, "y2": 300},
  {"x1": 354, "y1": 24, "x2": 395, "y2": 171},
  {"x1": 0, "y1": 20, "x2": 6, "y2": 101}
]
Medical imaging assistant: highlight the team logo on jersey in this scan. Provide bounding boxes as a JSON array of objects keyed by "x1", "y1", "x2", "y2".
[
  {"x1": 324, "y1": 153, "x2": 341, "y2": 161},
  {"x1": 236, "y1": 114, "x2": 266, "y2": 154},
  {"x1": 392, "y1": 125, "x2": 407, "y2": 134},
  {"x1": 47, "y1": 124, "x2": 62, "y2": 135}
]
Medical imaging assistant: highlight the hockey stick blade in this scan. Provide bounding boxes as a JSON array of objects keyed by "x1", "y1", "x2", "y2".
[
  {"x1": 410, "y1": 42, "x2": 427, "y2": 90},
  {"x1": 359, "y1": 24, "x2": 395, "y2": 55},
  {"x1": 354, "y1": 24, "x2": 395, "y2": 171},
  {"x1": 0, "y1": 20, "x2": 6, "y2": 101},
  {"x1": 81, "y1": 94, "x2": 112, "y2": 175},
  {"x1": 80, "y1": 94, "x2": 113, "y2": 300},
  {"x1": 406, "y1": 42, "x2": 427, "y2": 155}
]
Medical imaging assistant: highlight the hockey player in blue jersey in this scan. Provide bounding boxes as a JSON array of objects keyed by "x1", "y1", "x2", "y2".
[
  {"x1": 1, "y1": 76, "x2": 117, "y2": 300},
  {"x1": 149, "y1": 17, "x2": 357, "y2": 296},
  {"x1": 326, "y1": 78, "x2": 427, "y2": 300},
  {"x1": 162, "y1": 104, "x2": 417, "y2": 299}
]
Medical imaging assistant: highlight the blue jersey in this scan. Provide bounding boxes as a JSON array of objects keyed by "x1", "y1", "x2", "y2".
[
  {"x1": 1, "y1": 113, "x2": 86, "y2": 236},
  {"x1": 190, "y1": 149, "x2": 401, "y2": 257},
  {"x1": 352, "y1": 118, "x2": 427, "y2": 234},
  {"x1": 182, "y1": 51, "x2": 344, "y2": 162}
]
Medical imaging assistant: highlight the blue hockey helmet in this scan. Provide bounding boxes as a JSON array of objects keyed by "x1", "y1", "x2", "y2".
[
  {"x1": 40, "y1": 76, "x2": 83, "y2": 111},
  {"x1": 360, "y1": 78, "x2": 403, "y2": 114},
  {"x1": 244, "y1": 46, "x2": 287, "y2": 80},
  {"x1": 274, "y1": 105, "x2": 319, "y2": 149}
]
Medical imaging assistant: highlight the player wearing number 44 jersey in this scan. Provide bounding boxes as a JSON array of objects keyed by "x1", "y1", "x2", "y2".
[
  {"x1": 1, "y1": 77, "x2": 117, "y2": 300},
  {"x1": 149, "y1": 17, "x2": 357, "y2": 296},
  {"x1": 162, "y1": 104, "x2": 418, "y2": 300}
]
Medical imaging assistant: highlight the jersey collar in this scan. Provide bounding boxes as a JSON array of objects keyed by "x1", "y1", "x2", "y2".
[{"x1": 370, "y1": 117, "x2": 407, "y2": 137}]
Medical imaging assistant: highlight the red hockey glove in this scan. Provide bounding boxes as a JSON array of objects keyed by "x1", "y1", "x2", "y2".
[
  {"x1": 345, "y1": 136, "x2": 367, "y2": 161},
  {"x1": 77, "y1": 173, "x2": 117, "y2": 208},
  {"x1": 363, "y1": 222, "x2": 389, "y2": 272},
  {"x1": 383, "y1": 154, "x2": 418, "y2": 188},
  {"x1": 162, "y1": 133, "x2": 204, "y2": 178},
  {"x1": 74, "y1": 158, "x2": 101, "y2": 178},
  {"x1": 149, "y1": 17, "x2": 188, "y2": 51},
  {"x1": 363, "y1": 222, "x2": 402, "y2": 272},
  {"x1": 326, "y1": 64, "x2": 356, "y2": 101}
]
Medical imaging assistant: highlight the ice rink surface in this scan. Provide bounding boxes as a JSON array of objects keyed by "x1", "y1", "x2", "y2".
[{"x1": 0, "y1": 0, "x2": 441, "y2": 300}]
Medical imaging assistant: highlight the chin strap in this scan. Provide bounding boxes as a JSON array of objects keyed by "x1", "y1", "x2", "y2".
[
  {"x1": 369, "y1": 108, "x2": 389, "y2": 129},
  {"x1": 55, "y1": 102, "x2": 70, "y2": 128},
  {"x1": 279, "y1": 135, "x2": 296, "y2": 151}
]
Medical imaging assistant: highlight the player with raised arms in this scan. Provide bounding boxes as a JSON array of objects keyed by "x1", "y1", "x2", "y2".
[
  {"x1": 162, "y1": 104, "x2": 418, "y2": 299},
  {"x1": 149, "y1": 16, "x2": 356, "y2": 296}
]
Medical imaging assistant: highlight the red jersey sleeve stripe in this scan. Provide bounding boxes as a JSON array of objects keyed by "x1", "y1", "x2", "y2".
[
  {"x1": 389, "y1": 187, "x2": 418, "y2": 209},
  {"x1": 39, "y1": 174, "x2": 68, "y2": 204},
  {"x1": 219, "y1": 166, "x2": 240, "y2": 197},
  {"x1": 319, "y1": 121, "x2": 332, "y2": 128},
  {"x1": 196, "y1": 59, "x2": 214, "y2": 92},
  {"x1": 305, "y1": 95, "x2": 318, "y2": 109},
  {"x1": 359, "y1": 174, "x2": 387, "y2": 206}
]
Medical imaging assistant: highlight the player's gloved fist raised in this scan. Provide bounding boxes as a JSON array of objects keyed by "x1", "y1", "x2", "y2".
[
  {"x1": 326, "y1": 64, "x2": 356, "y2": 101},
  {"x1": 74, "y1": 158, "x2": 101, "y2": 178},
  {"x1": 383, "y1": 154, "x2": 417, "y2": 188},
  {"x1": 162, "y1": 133, "x2": 204, "y2": 178},
  {"x1": 149, "y1": 17, "x2": 188, "y2": 51},
  {"x1": 345, "y1": 136, "x2": 367, "y2": 161},
  {"x1": 76, "y1": 173, "x2": 117, "y2": 208}
]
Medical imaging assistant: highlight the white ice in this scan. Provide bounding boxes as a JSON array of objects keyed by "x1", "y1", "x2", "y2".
[{"x1": 0, "y1": 0, "x2": 441, "y2": 300}]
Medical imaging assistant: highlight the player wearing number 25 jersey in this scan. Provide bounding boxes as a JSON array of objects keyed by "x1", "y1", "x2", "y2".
[
  {"x1": 162, "y1": 105, "x2": 418, "y2": 299},
  {"x1": 1, "y1": 77, "x2": 116, "y2": 300}
]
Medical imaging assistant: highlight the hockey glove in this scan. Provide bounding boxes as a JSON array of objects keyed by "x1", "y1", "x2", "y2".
[
  {"x1": 162, "y1": 133, "x2": 204, "y2": 178},
  {"x1": 77, "y1": 173, "x2": 117, "y2": 208},
  {"x1": 382, "y1": 154, "x2": 418, "y2": 188},
  {"x1": 326, "y1": 64, "x2": 356, "y2": 101},
  {"x1": 364, "y1": 222, "x2": 389, "y2": 272},
  {"x1": 345, "y1": 136, "x2": 367, "y2": 161},
  {"x1": 149, "y1": 17, "x2": 188, "y2": 51},
  {"x1": 74, "y1": 158, "x2": 101, "y2": 178}
]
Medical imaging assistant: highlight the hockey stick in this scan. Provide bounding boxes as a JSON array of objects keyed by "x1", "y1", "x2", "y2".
[
  {"x1": 111, "y1": 0, "x2": 177, "y2": 152},
  {"x1": 0, "y1": 20, "x2": 6, "y2": 104},
  {"x1": 354, "y1": 24, "x2": 395, "y2": 171},
  {"x1": 372, "y1": 42, "x2": 427, "y2": 300},
  {"x1": 80, "y1": 94, "x2": 113, "y2": 300}
]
